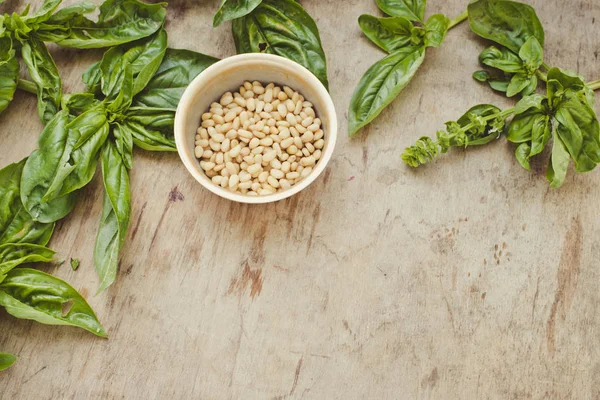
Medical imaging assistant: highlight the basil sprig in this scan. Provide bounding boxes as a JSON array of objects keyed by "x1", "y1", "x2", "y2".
[
  {"x1": 348, "y1": 0, "x2": 466, "y2": 136},
  {"x1": 0, "y1": 0, "x2": 167, "y2": 123}
]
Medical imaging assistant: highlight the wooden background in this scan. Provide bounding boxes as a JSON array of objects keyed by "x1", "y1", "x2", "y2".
[{"x1": 1, "y1": 0, "x2": 600, "y2": 398}]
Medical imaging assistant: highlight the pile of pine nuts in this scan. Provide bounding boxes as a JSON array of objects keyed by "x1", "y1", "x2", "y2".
[{"x1": 194, "y1": 81, "x2": 325, "y2": 196}]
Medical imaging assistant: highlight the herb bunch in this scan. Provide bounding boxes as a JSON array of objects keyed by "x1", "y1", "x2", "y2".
[
  {"x1": 347, "y1": 0, "x2": 468, "y2": 136},
  {"x1": 0, "y1": 0, "x2": 166, "y2": 123},
  {"x1": 402, "y1": 0, "x2": 600, "y2": 188},
  {"x1": 212, "y1": 0, "x2": 329, "y2": 89}
]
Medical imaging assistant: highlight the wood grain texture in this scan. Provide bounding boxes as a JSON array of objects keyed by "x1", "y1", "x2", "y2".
[{"x1": 1, "y1": 0, "x2": 600, "y2": 398}]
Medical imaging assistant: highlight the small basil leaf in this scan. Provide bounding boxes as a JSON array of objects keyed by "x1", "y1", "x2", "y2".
[
  {"x1": 41, "y1": 1, "x2": 96, "y2": 25},
  {"x1": 358, "y1": 15, "x2": 415, "y2": 53},
  {"x1": 518, "y1": 36, "x2": 543, "y2": 72},
  {"x1": 468, "y1": 0, "x2": 545, "y2": 54},
  {"x1": 479, "y1": 46, "x2": 523, "y2": 73},
  {"x1": 348, "y1": 46, "x2": 425, "y2": 136},
  {"x1": 424, "y1": 14, "x2": 449, "y2": 48},
  {"x1": 124, "y1": 29, "x2": 168, "y2": 96},
  {"x1": 82, "y1": 61, "x2": 101, "y2": 94},
  {"x1": 0, "y1": 37, "x2": 18, "y2": 114},
  {"x1": 232, "y1": 0, "x2": 329, "y2": 89},
  {"x1": 36, "y1": 0, "x2": 166, "y2": 49},
  {"x1": 94, "y1": 142, "x2": 131, "y2": 293},
  {"x1": 529, "y1": 114, "x2": 551, "y2": 157},
  {"x1": 213, "y1": 0, "x2": 263, "y2": 27},
  {"x1": 133, "y1": 49, "x2": 219, "y2": 109},
  {"x1": 0, "y1": 159, "x2": 54, "y2": 246},
  {"x1": 0, "y1": 268, "x2": 107, "y2": 337},
  {"x1": 473, "y1": 70, "x2": 490, "y2": 82},
  {"x1": 0, "y1": 353, "x2": 16, "y2": 371},
  {"x1": 515, "y1": 142, "x2": 531, "y2": 170},
  {"x1": 506, "y1": 73, "x2": 532, "y2": 97},
  {"x1": 0, "y1": 243, "x2": 55, "y2": 275},
  {"x1": 376, "y1": 0, "x2": 426, "y2": 22},
  {"x1": 547, "y1": 135, "x2": 570, "y2": 188},
  {"x1": 514, "y1": 93, "x2": 546, "y2": 115},
  {"x1": 62, "y1": 92, "x2": 101, "y2": 115},
  {"x1": 20, "y1": 36, "x2": 61, "y2": 124}
]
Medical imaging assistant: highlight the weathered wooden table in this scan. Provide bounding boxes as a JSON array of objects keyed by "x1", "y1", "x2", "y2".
[{"x1": 1, "y1": 0, "x2": 599, "y2": 398}]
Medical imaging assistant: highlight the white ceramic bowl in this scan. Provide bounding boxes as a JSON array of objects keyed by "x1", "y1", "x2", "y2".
[{"x1": 174, "y1": 53, "x2": 337, "y2": 204}]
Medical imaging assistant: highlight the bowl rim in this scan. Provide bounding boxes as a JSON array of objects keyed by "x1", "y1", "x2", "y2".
[{"x1": 174, "y1": 53, "x2": 338, "y2": 204}]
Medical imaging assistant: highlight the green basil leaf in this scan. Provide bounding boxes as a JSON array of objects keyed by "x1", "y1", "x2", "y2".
[
  {"x1": 515, "y1": 142, "x2": 531, "y2": 170},
  {"x1": 0, "y1": 243, "x2": 55, "y2": 275},
  {"x1": 554, "y1": 94, "x2": 600, "y2": 173},
  {"x1": 22, "y1": 0, "x2": 61, "y2": 25},
  {"x1": 376, "y1": 0, "x2": 426, "y2": 22},
  {"x1": 0, "y1": 159, "x2": 54, "y2": 246},
  {"x1": 94, "y1": 142, "x2": 130, "y2": 293},
  {"x1": 0, "y1": 37, "x2": 18, "y2": 114},
  {"x1": 20, "y1": 36, "x2": 61, "y2": 124},
  {"x1": 0, "y1": 353, "x2": 16, "y2": 371},
  {"x1": 133, "y1": 49, "x2": 219, "y2": 109},
  {"x1": 82, "y1": 61, "x2": 101, "y2": 94},
  {"x1": 518, "y1": 36, "x2": 543, "y2": 71},
  {"x1": 99, "y1": 47, "x2": 127, "y2": 100},
  {"x1": 424, "y1": 14, "x2": 449, "y2": 48},
  {"x1": 62, "y1": 92, "x2": 101, "y2": 115},
  {"x1": 0, "y1": 268, "x2": 107, "y2": 337},
  {"x1": 112, "y1": 123, "x2": 134, "y2": 169},
  {"x1": 479, "y1": 46, "x2": 523, "y2": 73},
  {"x1": 232, "y1": 0, "x2": 329, "y2": 89},
  {"x1": 358, "y1": 15, "x2": 416, "y2": 53},
  {"x1": 506, "y1": 73, "x2": 532, "y2": 97},
  {"x1": 473, "y1": 69, "x2": 511, "y2": 93},
  {"x1": 124, "y1": 29, "x2": 168, "y2": 96},
  {"x1": 41, "y1": 1, "x2": 96, "y2": 25},
  {"x1": 348, "y1": 46, "x2": 425, "y2": 136},
  {"x1": 106, "y1": 64, "x2": 133, "y2": 114},
  {"x1": 213, "y1": 0, "x2": 263, "y2": 27},
  {"x1": 125, "y1": 107, "x2": 175, "y2": 134},
  {"x1": 547, "y1": 135, "x2": 570, "y2": 188},
  {"x1": 468, "y1": 0, "x2": 545, "y2": 54},
  {"x1": 507, "y1": 111, "x2": 542, "y2": 143},
  {"x1": 529, "y1": 114, "x2": 551, "y2": 156},
  {"x1": 36, "y1": 0, "x2": 166, "y2": 49},
  {"x1": 124, "y1": 120, "x2": 176, "y2": 151}
]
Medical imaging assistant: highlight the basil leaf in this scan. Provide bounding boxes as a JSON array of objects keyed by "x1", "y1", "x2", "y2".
[
  {"x1": 479, "y1": 46, "x2": 523, "y2": 73},
  {"x1": 213, "y1": 0, "x2": 263, "y2": 27},
  {"x1": 468, "y1": 0, "x2": 545, "y2": 54},
  {"x1": 94, "y1": 142, "x2": 130, "y2": 293},
  {"x1": 547, "y1": 135, "x2": 570, "y2": 188},
  {"x1": 358, "y1": 15, "x2": 416, "y2": 53},
  {"x1": 0, "y1": 353, "x2": 16, "y2": 371},
  {"x1": 554, "y1": 94, "x2": 600, "y2": 173},
  {"x1": 124, "y1": 120, "x2": 176, "y2": 151},
  {"x1": 376, "y1": 0, "x2": 426, "y2": 23},
  {"x1": 0, "y1": 268, "x2": 107, "y2": 337},
  {"x1": 112, "y1": 123, "x2": 134, "y2": 169},
  {"x1": 529, "y1": 114, "x2": 551, "y2": 157},
  {"x1": 473, "y1": 69, "x2": 510, "y2": 93},
  {"x1": 21, "y1": 110, "x2": 109, "y2": 223},
  {"x1": 124, "y1": 29, "x2": 168, "y2": 96},
  {"x1": 125, "y1": 107, "x2": 174, "y2": 134},
  {"x1": 424, "y1": 14, "x2": 449, "y2": 48},
  {"x1": 518, "y1": 36, "x2": 543, "y2": 71},
  {"x1": 62, "y1": 92, "x2": 101, "y2": 115},
  {"x1": 232, "y1": 0, "x2": 329, "y2": 89},
  {"x1": 0, "y1": 37, "x2": 18, "y2": 114},
  {"x1": 514, "y1": 142, "x2": 531, "y2": 170},
  {"x1": 22, "y1": 0, "x2": 61, "y2": 25},
  {"x1": 82, "y1": 61, "x2": 101, "y2": 94},
  {"x1": 41, "y1": 1, "x2": 96, "y2": 25},
  {"x1": 0, "y1": 159, "x2": 54, "y2": 246},
  {"x1": 0, "y1": 243, "x2": 55, "y2": 275},
  {"x1": 506, "y1": 73, "x2": 533, "y2": 97},
  {"x1": 37, "y1": 0, "x2": 166, "y2": 49},
  {"x1": 133, "y1": 49, "x2": 219, "y2": 109},
  {"x1": 348, "y1": 46, "x2": 425, "y2": 136},
  {"x1": 20, "y1": 36, "x2": 61, "y2": 124}
]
